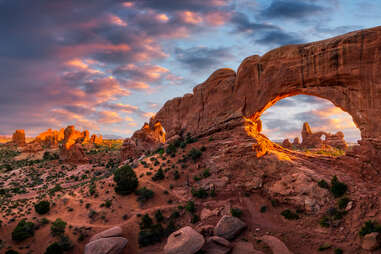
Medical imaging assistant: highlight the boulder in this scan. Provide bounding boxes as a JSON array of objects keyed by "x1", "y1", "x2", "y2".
[
  {"x1": 232, "y1": 241, "x2": 263, "y2": 254},
  {"x1": 258, "y1": 235, "x2": 293, "y2": 254},
  {"x1": 89, "y1": 226, "x2": 123, "y2": 242},
  {"x1": 164, "y1": 226, "x2": 205, "y2": 254},
  {"x1": 84, "y1": 237, "x2": 128, "y2": 254},
  {"x1": 214, "y1": 216, "x2": 247, "y2": 240},
  {"x1": 361, "y1": 232, "x2": 380, "y2": 250},
  {"x1": 202, "y1": 236, "x2": 232, "y2": 254}
]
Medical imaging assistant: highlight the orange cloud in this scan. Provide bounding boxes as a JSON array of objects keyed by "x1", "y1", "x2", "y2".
[
  {"x1": 205, "y1": 11, "x2": 232, "y2": 26},
  {"x1": 122, "y1": 2, "x2": 134, "y2": 7},
  {"x1": 65, "y1": 58, "x2": 102, "y2": 74},
  {"x1": 179, "y1": 11, "x2": 203, "y2": 24},
  {"x1": 126, "y1": 81, "x2": 150, "y2": 90},
  {"x1": 98, "y1": 111, "x2": 123, "y2": 124},
  {"x1": 109, "y1": 15, "x2": 127, "y2": 27},
  {"x1": 156, "y1": 13, "x2": 169, "y2": 22}
]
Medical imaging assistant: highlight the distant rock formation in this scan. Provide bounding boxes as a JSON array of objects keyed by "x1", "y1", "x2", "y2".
[
  {"x1": 120, "y1": 122, "x2": 165, "y2": 161},
  {"x1": 12, "y1": 129, "x2": 26, "y2": 146},
  {"x1": 34, "y1": 128, "x2": 64, "y2": 148},
  {"x1": 281, "y1": 122, "x2": 347, "y2": 150},
  {"x1": 282, "y1": 139, "x2": 292, "y2": 149},
  {"x1": 59, "y1": 125, "x2": 102, "y2": 163}
]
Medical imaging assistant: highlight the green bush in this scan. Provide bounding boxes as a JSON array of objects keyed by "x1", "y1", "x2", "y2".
[
  {"x1": 166, "y1": 144, "x2": 177, "y2": 156},
  {"x1": 51, "y1": 218, "x2": 67, "y2": 236},
  {"x1": 330, "y1": 176, "x2": 347, "y2": 198},
  {"x1": 191, "y1": 214, "x2": 200, "y2": 224},
  {"x1": 231, "y1": 208, "x2": 243, "y2": 218},
  {"x1": 138, "y1": 224, "x2": 164, "y2": 247},
  {"x1": 113, "y1": 165, "x2": 138, "y2": 195},
  {"x1": 281, "y1": 209, "x2": 299, "y2": 220},
  {"x1": 35, "y1": 200, "x2": 50, "y2": 215},
  {"x1": 185, "y1": 200, "x2": 196, "y2": 214},
  {"x1": 334, "y1": 248, "x2": 343, "y2": 254},
  {"x1": 12, "y1": 219, "x2": 35, "y2": 242},
  {"x1": 318, "y1": 179, "x2": 329, "y2": 189},
  {"x1": 152, "y1": 168, "x2": 165, "y2": 181},
  {"x1": 188, "y1": 148, "x2": 202, "y2": 162},
  {"x1": 44, "y1": 242, "x2": 63, "y2": 254},
  {"x1": 359, "y1": 220, "x2": 381, "y2": 237},
  {"x1": 338, "y1": 197, "x2": 350, "y2": 209},
  {"x1": 260, "y1": 206, "x2": 267, "y2": 213},
  {"x1": 155, "y1": 210, "x2": 164, "y2": 222},
  {"x1": 136, "y1": 187, "x2": 154, "y2": 203},
  {"x1": 191, "y1": 188, "x2": 208, "y2": 199},
  {"x1": 318, "y1": 243, "x2": 331, "y2": 251}
]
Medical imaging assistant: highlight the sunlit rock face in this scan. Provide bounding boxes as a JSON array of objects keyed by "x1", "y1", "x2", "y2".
[
  {"x1": 34, "y1": 128, "x2": 65, "y2": 148},
  {"x1": 144, "y1": 26, "x2": 381, "y2": 165},
  {"x1": 120, "y1": 122, "x2": 165, "y2": 161}
]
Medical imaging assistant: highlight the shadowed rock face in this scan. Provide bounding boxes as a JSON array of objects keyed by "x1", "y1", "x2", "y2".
[{"x1": 135, "y1": 26, "x2": 381, "y2": 165}]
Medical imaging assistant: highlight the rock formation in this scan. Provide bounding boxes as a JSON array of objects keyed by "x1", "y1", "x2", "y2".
[
  {"x1": 90, "y1": 134, "x2": 103, "y2": 145},
  {"x1": 120, "y1": 122, "x2": 165, "y2": 161},
  {"x1": 282, "y1": 139, "x2": 292, "y2": 149},
  {"x1": 300, "y1": 122, "x2": 326, "y2": 148},
  {"x1": 34, "y1": 128, "x2": 64, "y2": 148},
  {"x1": 12, "y1": 129, "x2": 26, "y2": 146},
  {"x1": 59, "y1": 126, "x2": 88, "y2": 162},
  {"x1": 122, "y1": 26, "x2": 381, "y2": 166}
]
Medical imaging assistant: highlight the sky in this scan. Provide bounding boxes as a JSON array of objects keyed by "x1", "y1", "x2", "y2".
[{"x1": 0, "y1": 0, "x2": 379, "y2": 140}]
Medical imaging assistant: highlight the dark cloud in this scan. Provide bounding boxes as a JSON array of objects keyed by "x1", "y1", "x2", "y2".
[
  {"x1": 231, "y1": 12, "x2": 304, "y2": 46},
  {"x1": 260, "y1": 0, "x2": 325, "y2": 20},
  {"x1": 175, "y1": 46, "x2": 233, "y2": 72},
  {"x1": 132, "y1": 0, "x2": 230, "y2": 12}
]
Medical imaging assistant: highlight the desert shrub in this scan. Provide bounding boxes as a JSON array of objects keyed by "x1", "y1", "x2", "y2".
[
  {"x1": 334, "y1": 248, "x2": 343, "y2": 254},
  {"x1": 166, "y1": 144, "x2": 177, "y2": 156},
  {"x1": 51, "y1": 218, "x2": 66, "y2": 236},
  {"x1": 338, "y1": 197, "x2": 350, "y2": 209},
  {"x1": 5, "y1": 250, "x2": 19, "y2": 254},
  {"x1": 260, "y1": 206, "x2": 267, "y2": 213},
  {"x1": 138, "y1": 224, "x2": 164, "y2": 247},
  {"x1": 202, "y1": 169, "x2": 211, "y2": 178},
  {"x1": 40, "y1": 218, "x2": 50, "y2": 225},
  {"x1": 12, "y1": 219, "x2": 35, "y2": 242},
  {"x1": 231, "y1": 208, "x2": 243, "y2": 218},
  {"x1": 330, "y1": 176, "x2": 347, "y2": 198},
  {"x1": 136, "y1": 187, "x2": 154, "y2": 203},
  {"x1": 281, "y1": 209, "x2": 299, "y2": 220},
  {"x1": 185, "y1": 200, "x2": 196, "y2": 214},
  {"x1": 191, "y1": 214, "x2": 200, "y2": 224},
  {"x1": 152, "y1": 168, "x2": 164, "y2": 181},
  {"x1": 318, "y1": 179, "x2": 329, "y2": 189},
  {"x1": 57, "y1": 235, "x2": 74, "y2": 251},
  {"x1": 113, "y1": 165, "x2": 138, "y2": 195},
  {"x1": 34, "y1": 200, "x2": 50, "y2": 215},
  {"x1": 155, "y1": 210, "x2": 164, "y2": 222},
  {"x1": 359, "y1": 220, "x2": 381, "y2": 237},
  {"x1": 188, "y1": 148, "x2": 202, "y2": 162},
  {"x1": 318, "y1": 243, "x2": 332, "y2": 251},
  {"x1": 319, "y1": 216, "x2": 331, "y2": 228},
  {"x1": 44, "y1": 242, "x2": 63, "y2": 254},
  {"x1": 327, "y1": 207, "x2": 346, "y2": 220},
  {"x1": 164, "y1": 219, "x2": 177, "y2": 236},
  {"x1": 174, "y1": 170, "x2": 180, "y2": 180},
  {"x1": 191, "y1": 187, "x2": 209, "y2": 199}
]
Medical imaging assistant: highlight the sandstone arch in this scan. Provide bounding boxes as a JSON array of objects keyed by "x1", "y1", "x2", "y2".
[{"x1": 144, "y1": 26, "x2": 381, "y2": 164}]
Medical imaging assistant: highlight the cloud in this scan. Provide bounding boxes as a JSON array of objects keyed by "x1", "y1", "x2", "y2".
[
  {"x1": 230, "y1": 12, "x2": 304, "y2": 46},
  {"x1": 97, "y1": 111, "x2": 124, "y2": 124},
  {"x1": 260, "y1": 0, "x2": 325, "y2": 20},
  {"x1": 175, "y1": 46, "x2": 233, "y2": 72}
]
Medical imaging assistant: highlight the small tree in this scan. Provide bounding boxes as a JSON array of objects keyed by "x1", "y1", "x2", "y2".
[
  {"x1": 113, "y1": 165, "x2": 138, "y2": 195},
  {"x1": 51, "y1": 218, "x2": 66, "y2": 236},
  {"x1": 35, "y1": 200, "x2": 50, "y2": 215},
  {"x1": 330, "y1": 176, "x2": 347, "y2": 198},
  {"x1": 44, "y1": 242, "x2": 63, "y2": 254},
  {"x1": 12, "y1": 219, "x2": 35, "y2": 242},
  {"x1": 152, "y1": 168, "x2": 165, "y2": 181}
]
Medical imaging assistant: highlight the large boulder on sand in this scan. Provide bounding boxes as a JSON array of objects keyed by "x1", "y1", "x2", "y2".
[
  {"x1": 164, "y1": 226, "x2": 205, "y2": 254},
  {"x1": 258, "y1": 235, "x2": 293, "y2": 254},
  {"x1": 201, "y1": 236, "x2": 232, "y2": 254},
  {"x1": 361, "y1": 232, "x2": 380, "y2": 250},
  {"x1": 84, "y1": 237, "x2": 128, "y2": 254},
  {"x1": 89, "y1": 226, "x2": 123, "y2": 242},
  {"x1": 214, "y1": 216, "x2": 247, "y2": 240}
]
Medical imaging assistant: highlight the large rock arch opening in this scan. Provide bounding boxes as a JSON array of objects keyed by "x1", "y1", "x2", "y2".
[{"x1": 127, "y1": 26, "x2": 381, "y2": 165}]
